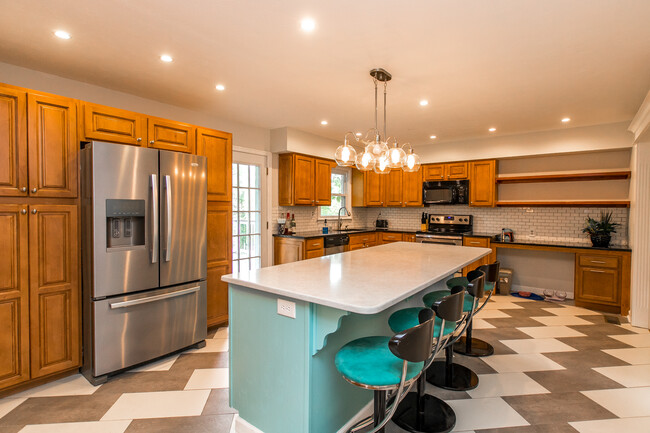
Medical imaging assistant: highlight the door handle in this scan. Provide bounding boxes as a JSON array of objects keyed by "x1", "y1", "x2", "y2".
[
  {"x1": 164, "y1": 175, "x2": 172, "y2": 262},
  {"x1": 109, "y1": 286, "x2": 200, "y2": 309},
  {"x1": 150, "y1": 174, "x2": 158, "y2": 264}
]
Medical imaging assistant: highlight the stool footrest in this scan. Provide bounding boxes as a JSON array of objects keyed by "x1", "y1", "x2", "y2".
[
  {"x1": 426, "y1": 361, "x2": 479, "y2": 391},
  {"x1": 453, "y1": 337, "x2": 495, "y2": 357},
  {"x1": 392, "y1": 392, "x2": 456, "y2": 433}
]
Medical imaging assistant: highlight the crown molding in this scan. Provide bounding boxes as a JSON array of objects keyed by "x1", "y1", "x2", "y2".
[{"x1": 629, "y1": 90, "x2": 650, "y2": 142}]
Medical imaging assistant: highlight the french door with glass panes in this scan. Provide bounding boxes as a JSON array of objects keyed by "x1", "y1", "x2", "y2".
[{"x1": 232, "y1": 154, "x2": 268, "y2": 271}]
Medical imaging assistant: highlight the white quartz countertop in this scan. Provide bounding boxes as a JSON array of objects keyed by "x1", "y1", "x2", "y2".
[{"x1": 222, "y1": 242, "x2": 491, "y2": 314}]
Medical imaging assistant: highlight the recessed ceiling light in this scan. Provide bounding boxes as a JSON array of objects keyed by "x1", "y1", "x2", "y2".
[
  {"x1": 301, "y1": 18, "x2": 316, "y2": 32},
  {"x1": 561, "y1": 117, "x2": 571, "y2": 123},
  {"x1": 429, "y1": 135, "x2": 437, "y2": 139},
  {"x1": 321, "y1": 120, "x2": 328, "y2": 125},
  {"x1": 419, "y1": 100, "x2": 429, "y2": 106},
  {"x1": 54, "y1": 30, "x2": 71, "y2": 40},
  {"x1": 355, "y1": 132, "x2": 362, "y2": 136},
  {"x1": 160, "y1": 54, "x2": 173, "y2": 63},
  {"x1": 488, "y1": 127, "x2": 496, "y2": 132},
  {"x1": 215, "y1": 84, "x2": 225, "y2": 91}
]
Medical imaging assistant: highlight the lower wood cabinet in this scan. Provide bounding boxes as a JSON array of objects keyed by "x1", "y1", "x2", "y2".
[
  {"x1": 207, "y1": 203, "x2": 232, "y2": 327},
  {"x1": 348, "y1": 233, "x2": 377, "y2": 250},
  {"x1": 575, "y1": 251, "x2": 631, "y2": 315},
  {"x1": 273, "y1": 237, "x2": 324, "y2": 264},
  {"x1": 462, "y1": 236, "x2": 496, "y2": 275},
  {"x1": 304, "y1": 238, "x2": 324, "y2": 259},
  {"x1": 379, "y1": 232, "x2": 403, "y2": 244}
]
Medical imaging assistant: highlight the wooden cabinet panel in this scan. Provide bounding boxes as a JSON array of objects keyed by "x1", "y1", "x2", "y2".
[
  {"x1": 274, "y1": 237, "x2": 304, "y2": 264},
  {"x1": 0, "y1": 205, "x2": 29, "y2": 389},
  {"x1": 447, "y1": 162, "x2": 468, "y2": 180},
  {"x1": 278, "y1": 154, "x2": 294, "y2": 206},
  {"x1": 403, "y1": 170, "x2": 423, "y2": 207},
  {"x1": 576, "y1": 267, "x2": 619, "y2": 305},
  {"x1": 349, "y1": 232, "x2": 377, "y2": 249},
  {"x1": 305, "y1": 249, "x2": 324, "y2": 259},
  {"x1": 384, "y1": 170, "x2": 403, "y2": 207},
  {"x1": 404, "y1": 234, "x2": 416, "y2": 242},
  {"x1": 29, "y1": 204, "x2": 80, "y2": 378},
  {"x1": 364, "y1": 172, "x2": 384, "y2": 206},
  {"x1": 305, "y1": 238, "x2": 324, "y2": 251},
  {"x1": 293, "y1": 155, "x2": 315, "y2": 205},
  {"x1": 27, "y1": 93, "x2": 77, "y2": 198},
  {"x1": 207, "y1": 203, "x2": 231, "y2": 327},
  {"x1": 423, "y1": 164, "x2": 445, "y2": 181},
  {"x1": 380, "y1": 232, "x2": 403, "y2": 244},
  {"x1": 575, "y1": 252, "x2": 628, "y2": 314},
  {"x1": 469, "y1": 160, "x2": 496, "y2": 207},
  {"x1": 462, "y1": 236, "x2": 491, "y2": 275},
  {"x1": 0, "y1": 86, "x2": 27, "y2": 196},
  {"x1": 197, "y1": 128, "x2": 232, "y2": 202},
  {"x1": 314, "y1": 159, "x2": 332, "y2": 206},
  {"x1": 81, "y1": 103, "x2": 145, "y2": 146},
  {"x1": 147, "y1": 117, "x2": 195, "y2": 153},
  {"x1": 578, "y1": 255, "x2": 619, "y2": 269}
]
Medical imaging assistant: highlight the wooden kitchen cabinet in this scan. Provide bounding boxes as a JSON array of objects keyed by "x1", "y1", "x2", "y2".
[
  {"x1": 27, "y1": 92, "x2": 78, "y2": 198},
  {"x1": 80, "y1": 102, "x2": 145, "y2": 146},
  {"x1": 404, "y1": 233, "x2": 416, "y2": 242},
  {"x1": 278, "y1": 153, "x2": 333, "y2": 206},
  {"x1": 147, "y1": 117, "x2": 195, "y2": 154},
  {"x1": 384, "y1": 170, "x2": 403, "y2": 207},
  {"x1": 469, "y1": 160, "x2": 497, "y2": 207},
  {"x1": 447, "y1": 162, "x2": 468, "y2": 179},
  {"x1": 349, "y1": 232, "x2": 377, "y2": 250},
  {"x1": 423, "y1": 164, "x2": 446, "y2": 181},
  {"x1": 402, "y1": 170, "x2": 423, "y2": 206},
  {"x1": 423, "y1": 162, "x2": 468, "y2": 181},
  {"x1": 380, "y1": 232, "x2": 403, "y2": 244},
  {"x1": 304, "y1": 238, "x2": 325, "y2": 259},
  {"x1": 575, "y1": 251, "x2": 631, "y2": 315},
  {"x1": 273, "y1": 237, "x2": 325, "y2": 264},
  {"x1": 197, "y1": 127, "x2": 232, "y2": 202},
  {"x1": 352, "y1": 169, "x2": 421, "y2": 208},
  {"x1": 0, "y1": 205, "x2": 30, "y2": 389},
  {"x1": 363, "y1": 171, "x2": 385, "y2": 206},
  {"x1": 462, "y1": 236, "x2": 496, "y2": 275},
  {"x1": 0, "y1": 85, "x2": 27, "y2": 197},
  {"x1": 207, "y1": 203, "x2": 232, "y2": 327},
  {"x1": 29, "y1": 204, "x2": 80, "y2": 379}
]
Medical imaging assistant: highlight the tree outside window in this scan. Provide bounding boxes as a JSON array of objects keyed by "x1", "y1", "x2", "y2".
[{"x1": 320, "y1": 168, "x2": 352, "y2": 218}]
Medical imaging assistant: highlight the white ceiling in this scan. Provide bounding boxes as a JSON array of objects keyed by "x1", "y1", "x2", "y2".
[{"x1": 1, "y1": 0, "x2": 649, "y2": 145}]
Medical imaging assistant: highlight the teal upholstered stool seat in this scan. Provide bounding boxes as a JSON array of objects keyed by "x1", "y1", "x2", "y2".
[
  {"x1": 446, "y1": 276, "x2": 495, "y2": 293},
  {"x1": 335, "y1": 336, "x2": 423, "y2": 388},
  {"x1": 423, "y1": 290, "x2": 474, "y2": 313},
  {"x1": 388, "y1": 308, "x2": 456, "y2": 336}
]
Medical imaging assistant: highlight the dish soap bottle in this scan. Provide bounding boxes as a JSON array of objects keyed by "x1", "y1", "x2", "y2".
[{"x1": 322, "y1": 219, "x2": 329, "y2": 234}]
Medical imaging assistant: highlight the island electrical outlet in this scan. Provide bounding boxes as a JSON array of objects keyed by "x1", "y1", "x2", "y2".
[{"x1": 277, "y1": 299, "x2": 296, "y2": 319}]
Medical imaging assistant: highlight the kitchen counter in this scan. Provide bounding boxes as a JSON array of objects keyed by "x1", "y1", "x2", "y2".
[
  {"x1": 468, "y1": 232, "x2": 631, "y2": 252},
  {"x1": 273, "y1": 227, "x2": 419, "y2": 239}
]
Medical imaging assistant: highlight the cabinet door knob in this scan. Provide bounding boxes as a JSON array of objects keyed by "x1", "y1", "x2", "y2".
[
  {"x1": 150, "y1": 140, "x2": 155, "y2": 145},
  {"x1": 21, "y1": 187, "x2": 27, "y2": 192},
  {"x1": 137, "y1": 137, "x2": 142, "y2": 142},
  {"x1": 21, "y1": 209, "x2": 27, "y2": 215},
  {"x1": 31, "y1": 209, "x2": 37, "y2": 214},
  {"x1": 31, "y1": 188, "x2": 37, "y2": 193}
]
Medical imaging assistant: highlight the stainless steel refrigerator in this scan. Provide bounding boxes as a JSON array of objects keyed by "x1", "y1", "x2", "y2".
[{"x1": 81, "y1": 141, "x2": 207, "y2": 384}]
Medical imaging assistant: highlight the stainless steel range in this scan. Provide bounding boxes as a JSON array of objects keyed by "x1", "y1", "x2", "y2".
[{"x1": 415, "y1": 214, "x2": 473, "y2": 246}]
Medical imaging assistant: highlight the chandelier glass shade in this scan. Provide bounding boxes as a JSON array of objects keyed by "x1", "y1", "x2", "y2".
[{"x1": 336, "y1": 68, "x2": 420, "y2": 173}]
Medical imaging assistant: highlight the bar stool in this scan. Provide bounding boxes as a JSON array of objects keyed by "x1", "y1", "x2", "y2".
[
  {"x1": 424, "y1": 270, "x2": 485, "y2": 391},
  {"x1": 387, "y1": 288, "x2": 466, "y2": 433},
  {"x1": 335, "y1": 309, "x2": 436, "y2": 433},
  {"x1": 447, "y1": 262, "x2": 500, "y2": 357}
]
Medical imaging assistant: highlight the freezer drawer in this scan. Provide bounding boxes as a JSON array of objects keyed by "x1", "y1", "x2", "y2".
[{"x1": 89, "y1": 281, "x2": 207, "y2": 377}]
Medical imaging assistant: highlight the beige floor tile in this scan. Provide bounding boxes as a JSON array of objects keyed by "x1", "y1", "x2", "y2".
[
  {"x1": 617, "y1": 323, "x2": 650, "y2": 334},
  {"x1": 467, "y1": 373, "x2": 549, "y2": 398},
  {"x1": 483, "y1": 302, "x2": 524, "y2": 310},
  {"x1": 542, "y1": 306, "x2": 601, "y2": 316},
  {"x1": 9, "y1": 375, "x2": 99, "y2": 399},
  {"x1": 609, "y1": 333, "x2": 650, "y2": 348},
  {"x1": 0, "y1": 399, "x2": 26, "y2": 419},
  {"x1": 471, "y1": 318, "x2": 495, "y2": 329},
  {"x1": 602, "y1": 347, "x2": 650, "y2": 365},
  {"x1": 18, "y1": 420, "x2": 132, "y2": 433},
  {"x1": 531, "y1": 316, "x2": 593, "y2": 326},
  {"x1": 185, "y1": 339, "x2": 228, "y2": 354},
  {"x1": 517, "y1": 325, "x2": 587, "y2": 339},
  {"x1": 184, "y1": 368, "x2": 229, "y2": 390},
  {"x1": 500, "y1": 338, "x2": 577, "y2": 354},
  {"x1": 475, "y1": 309, "x2": 511, "y2": 319},
  {"x1": 570, "y1": 416, "x2": 650, "y2": 433},
  {"x1": 214, "y1": 327, "x2": 229, "y2": 339},
  {"x1": 581, "y1": 387, "x2": 650, "y2": 417},
  {"x1": 101, "y1": 390, "x2": 210, "y2": 421},
  {"x1": 592, "y1": 365, "x2": 650, "y2": 387},
  {"x1": 482, "y1": 353, "x2": 565, "y2": 373},
  {"x1": 446, "y1": 397, "x2": 529, "y2": 431},
  {"x1": 130, "y1": 355, "x2": 179, "y2": 372}
]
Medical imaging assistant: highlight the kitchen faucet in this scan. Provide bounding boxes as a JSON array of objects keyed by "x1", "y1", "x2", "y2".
[{"x1": 337, "y1": 206, "x2": 350, "y2": 231}]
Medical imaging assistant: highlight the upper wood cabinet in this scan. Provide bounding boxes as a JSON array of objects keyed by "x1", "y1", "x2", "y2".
[
  {"x1": 469, "y1": 160, "x2": 497, "y2": 207},
  {"x1": 384, "y1": 170, "x2": 403, "y2": 207},
  {"x1": 207, "y1": 203, "x2": 231, "y2": 327},
  {"x1": 0, "y1": 86, "x2": 27, "y2": 196},
  {"x1": 28, "y1": 204, "x2": 80, "y2": 379},
  {"x1": 364, "y1": 171, "x2": 385, "y2": 206},
  {"x1": 197, "y1": 128, "x2": 232, "y2": 202},
  {"x1": 80, "y1": 102, "x2": 145, "y2": 146},
  {"x1": 27, "y1": 92, "x2": 78, "y2": 198},
  {"x1": 423, "y1": 162, "x2": 468, "y2": 181},
  {"x1": 0, "y1": 204, "x2": 30, "y2": 389},
  {"x1": 278, "y1": 153, "x2": 333, "y2": 206},
  {"x1": 402, "y1": 170, "x2": 423, "y2": 207},
  {"x1": 352, "y1": 169, "x2": 422, "y2": 207},
  {"x1": 147, "y1": 117, "x2": 195, "y2": 154}
]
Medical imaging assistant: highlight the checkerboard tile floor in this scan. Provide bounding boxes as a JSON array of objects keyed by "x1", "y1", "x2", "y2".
[{"x1": 0, "y1": 295, "x2": 648, "y2": 433}]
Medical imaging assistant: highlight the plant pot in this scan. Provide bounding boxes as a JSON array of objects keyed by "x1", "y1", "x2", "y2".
[{"x1": 590, "y1": 233, "x2": 611, "y2": 248}]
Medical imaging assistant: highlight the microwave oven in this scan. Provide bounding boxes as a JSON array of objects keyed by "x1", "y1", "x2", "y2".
[{"x1": 422, "y1": 180, "x2": 469, "y2": 205}]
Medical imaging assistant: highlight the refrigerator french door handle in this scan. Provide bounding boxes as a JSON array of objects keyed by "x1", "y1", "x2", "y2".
[
  {"x1": 164, "y1": 175, "x2": 172, "y2": 262},
  {"x1": 108, "y1": 286, "x2": 200, "y2": 309},
  {"x1": 150, "y1": 174, "x2": 159, "y2": 263}
]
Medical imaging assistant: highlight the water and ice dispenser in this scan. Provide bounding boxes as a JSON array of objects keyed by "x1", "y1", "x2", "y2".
[{"x1": 106, "y1": 199, "x2": 145, "y2": 248}]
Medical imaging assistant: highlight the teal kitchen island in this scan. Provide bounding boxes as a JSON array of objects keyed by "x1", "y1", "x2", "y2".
[{"x1": 222, "y1": 242, "x2": 491, "y2": 433}]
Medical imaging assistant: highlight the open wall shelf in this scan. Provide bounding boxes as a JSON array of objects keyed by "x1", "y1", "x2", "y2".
[
  {"x1": 496, "y1": 200, "x2": 630, "y2": 208},
  {"x1": 496, "y1": 170, "x2": 631, "y2": 184}
]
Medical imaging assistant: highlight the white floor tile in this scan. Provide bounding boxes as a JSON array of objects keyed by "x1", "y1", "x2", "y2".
[
  {"x1": 531, "y1": 316, "x2": 593, "y2": 326},
  {"x1": 491, "y1": 295, "x2": 535, "y2": 303},
  {"x1": 542, "y1": 306, "x2": 601, "y2": 316},
  {"x1": 9, "y1": 374, "x2": 99, "y2": 399},
  {"x1": 214, "y1": 327, "x2": 229, "y2": 339},
  {"x1": 446, "y1": 397, "x2": 529, "y2": 431},
  {"x1": 593, "y1": 365, "x2": 650, "y2": 387},
  {"x1": 186, "y1": 338, "x2": 228, "y2": 353},
  {"x1": 517, "y1": 326, "x2": 587, "y2": 339},
  {"x1": 609, "y1": 333, "x2": 650, "y2": 348},
  {"x1": 130, "y1": 354, "x2": 179, "y2": 372},
  {"x1": 582, "y1": 387, "x2": 650, "y2": 418},
  {"x1": 467, "y1": 372, "x2": 549, "y2": 398},
  {"x1": 570, "y1": 416, "x2": 650, "y2": 433},
  {"x1": 184, "y1": 368, "x2": 229, "y2": 390},
  {"x1": 471, "y1": 318, "x2": 495, "y2": 329},
  {"x1": 19, "y1": 420, "x2": 132, "y2": 433},
  {"x1": 481, "y1": 353, "x2": 565, "y2": 373},
  {"x1": 617, "y1": 323, "x2": 650, "y2": 334},
  {"x1": 482, "y1": 302, "x2": 524, "y2": 310},
  {"x1": 500, "y1": 338, "x2": 577, "y2": 354},
  {"x1": 475, "y1": 309, "x2": 511, "y2": 319},
  {"x1": 101, "y1": 390, "x2": 210, "y2": 420},
  {"x1": 0, "y1": 397, "x2": 26, "y2": 419},
  {"x1": 603, "y1": 347, "x2": 650, "y2": 365}
]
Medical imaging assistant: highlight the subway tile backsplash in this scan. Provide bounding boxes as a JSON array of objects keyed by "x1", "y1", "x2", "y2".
[{"x1": 274, "y1": 205, "x2": 629, "y2": 246}]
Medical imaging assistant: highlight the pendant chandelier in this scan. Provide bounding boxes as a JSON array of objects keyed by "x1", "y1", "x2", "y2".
[{"x1": 335, "y1": 68, "x2": 421, "y2": 173}]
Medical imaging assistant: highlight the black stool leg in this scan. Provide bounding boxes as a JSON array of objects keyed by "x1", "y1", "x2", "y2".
[
  {"x1": 452, "y1": 320, "x2": 495, "y2": 357},
  {"x1": 426, "y1": 344, "x2": 479, "y2": 391},
  {"x1": 374, "y1": 390, "x2": 387, "y2": 433},
  {"x1": 392, "y1": 373, "x2": 456, "y2": 433}
]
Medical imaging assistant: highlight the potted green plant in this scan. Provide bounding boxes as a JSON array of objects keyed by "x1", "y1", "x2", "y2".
[{"x1": 582, "y1": 212, "x2": 619, "y2": 248}]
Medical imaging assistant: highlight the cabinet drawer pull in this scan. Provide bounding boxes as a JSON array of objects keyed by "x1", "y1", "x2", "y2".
[
  {"x1": 150, "y1": 140, "x2": 155, "y2": 144},
  {"x1": 21, "y1": 187, "x2": 27, "y2": 192},
  {"x1": 137, "y1": 137, "x2": 142, "y2": 142},
  {"x1": 590, "y1": 260, "x2": 606, "y2": 264},
  {"x1": 589, "y1": 269, "x2": 606, "y2": 273},
  {"x1": 21, "y1": 209, "x2": 27, "y2": 215},
  {"x1": 469, "y1": 241, "x2": 481, "y2": 245},
  {"x1": 311, "y1": 243, "x2": 320, "y2": 247},
  {"x1": 31, "y1": 188, "x2": 37, "y2": 193},
  {"x1": 31, "y1": 209, "x2": 37, "y2": 214}
]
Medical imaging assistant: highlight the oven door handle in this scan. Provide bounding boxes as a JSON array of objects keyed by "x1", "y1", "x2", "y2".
[{"x1": 109, "y1": 286, "x2": 200, "y2": 309}]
